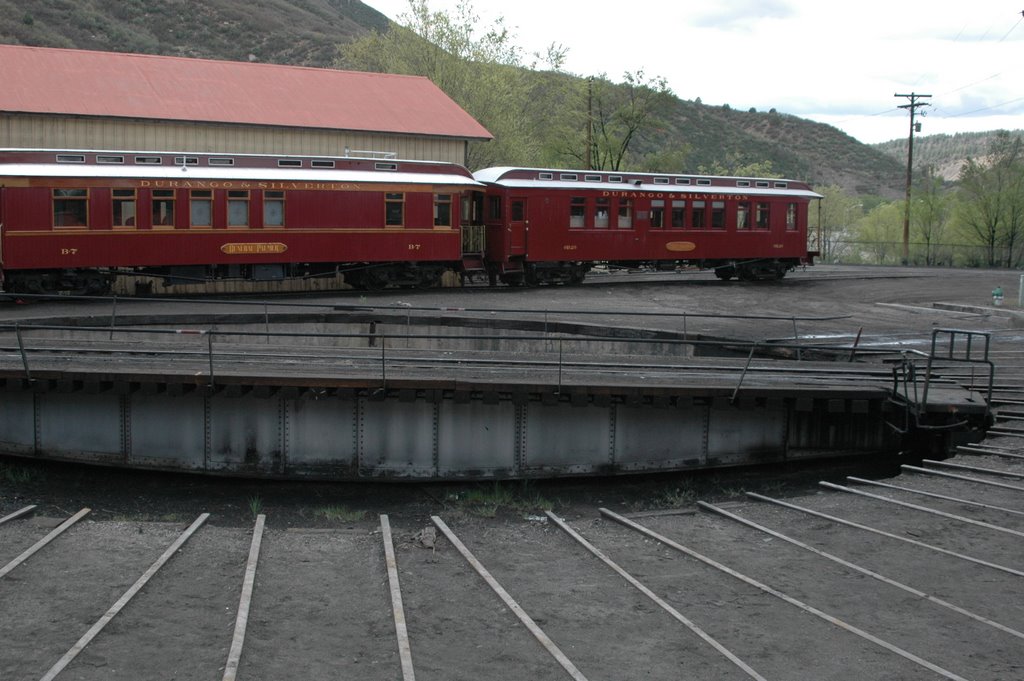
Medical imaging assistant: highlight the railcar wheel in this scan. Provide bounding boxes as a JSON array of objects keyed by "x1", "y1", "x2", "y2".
[{"x1": 714, "y1": 267, "x2": 736, "y2": 281}]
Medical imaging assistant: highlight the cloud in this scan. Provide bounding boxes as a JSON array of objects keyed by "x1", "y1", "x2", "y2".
[{"x1": 690, "y1": 0, "x2": 797, "y2": 29}]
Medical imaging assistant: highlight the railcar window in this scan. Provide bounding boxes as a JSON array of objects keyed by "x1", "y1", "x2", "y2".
[
  {"x1": 153, "y1": 190, "x2": 175, "y2": 228},
  {"x1": 675, "y1": 178, "x2": 691, "y2": 185},
  {"x1": 737, "y1": 180, "x2": 751, "y2": 187},
  {"x1": 488, "y1": 196, "x2": 501, "y2": 220},
  {"x1": 609, "y1": 175, "x2": 623, "y2": 183},
  {"x1": 539, "y1": 172, "x2": 553, "y2": 180},
  {"x1": 511, "y1": 200, "x2": 525, "y2": 222},
  {"x1": 376, "y1": 162, "x2": 398, "y2": 171},
  {"x1": 112, "y1": 189, "x2": 137, "y2": 228},
  {"x1": 755, "y1": 202, "x2": 770, "y2": 229},
  {"x1": 786, "y1": 203, "x2": 797, "y2": 231},
  {"x1": 278, "y1": 159, "x2": 302, "y2": 168},
  {"x1": 755, "y1": 181, "x2": 770, "y2": 188},
  {"x1": 53, "y1": 189, "x2": 88, "y2": 228},
  {"x1": 264, "y1": 191, "x2": 285, "y2": 226},
  {"x1": 696, "y1": 179, "x2": 711, "y2": 186},
  {"x1": 434, "y1": 194, "x2": 452, "y2": 227},
  {"x1": 595, "y1": 197, "x2": 610, "y2": 228},
  {"x1": 311, "y1": 160, "x2": 335, "y2": 169},
  {"x1": 692, "y1": 200, "x2": 706, "y2": 229},
  {"x1": 209, "y1": 158, "x2": 235, "y2": 166},
  {"x1": 654, "y1": 177, "x2": 669, "y2": 185},
  {"x1": 737, "y1": 201, "x2": 751, "y2": 230},
  {"x1": 174, "y1": 156, "x2": 199, "y2": 166},
  {"x1": 671, "y1": 200, "x2": 686, "y2": 228},
  {"x1": 617, "y1": 199, "x2": 633, "y2": 228},
  {"x1": 385, "y1": 193, "x2": 404, "y2": 226},
  {"x1": 97, "y1": 155, "x2": 124, "y2": 164},
  {"x1": 711, "y1": 201, "x2": 726, "y2": 229},
  {"x1": 135, "y1": 156, "x2": 162, "y2": 165},
  {"x1": 561, "y1": 173, "x2": 578, "y2": 181},
  {"x1": 56, "y1": 154, "x2": 85, "y2": 163},
  {"x1": 585, "y1": 174, "x2": 602, "y2": 182},
  {"x1": 775, "y1": 182, "x2": 788, "y2": 189},
  {"x1": 190, "y1": 190, "x2": 212, "y2": 228},
  {"x1": 228, "y1": 191, "x2": 250, "y2": 227},
  {"x1": 650, "y1": 200, "x2": 665, "y2": 228},
  {"x1": 569, "y1": 197, "x2": 586, "y2": 228}
]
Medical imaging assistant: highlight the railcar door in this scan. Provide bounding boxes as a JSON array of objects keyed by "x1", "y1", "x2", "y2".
[{"x1": 509, "y1": 196, "x2": 527, "y2": 255}]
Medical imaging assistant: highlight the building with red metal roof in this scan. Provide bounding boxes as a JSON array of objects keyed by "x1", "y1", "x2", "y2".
[{"x1": 0, "y1": 44, "x2": 492, "y2": 164}]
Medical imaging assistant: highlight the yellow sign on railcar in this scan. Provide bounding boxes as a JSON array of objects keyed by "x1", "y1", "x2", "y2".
[
  {"x1": 220, "y1": 242, "x2": 288, "y2": 255},
  {"x1": 665, "y1": 241, "x2": 697, "y2": 252}
]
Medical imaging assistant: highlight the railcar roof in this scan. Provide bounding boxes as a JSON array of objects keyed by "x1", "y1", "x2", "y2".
[
  {"x1": 474, "y1": 167, "x2": 822, "y2": 198},
  {"x1": 0, "y1": 163, "x2": 483, "y2": 187},
  {"x1": 0, "y1": 45, "x2": 493, "y2": 141}
]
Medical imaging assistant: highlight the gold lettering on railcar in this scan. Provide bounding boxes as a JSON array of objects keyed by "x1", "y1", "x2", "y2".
[
  {"x1": 665, "y1": 241, "x2": 697, "y2": 252},
  {"x1": 138, "y1": 180, "x2": 363, "y2": 191},
  {"x1": 602, "y1": 191, "x2": 749, "y2": 201},
  {"x1": 220, "y1": 243, "x2": 288, "y2": 255}
]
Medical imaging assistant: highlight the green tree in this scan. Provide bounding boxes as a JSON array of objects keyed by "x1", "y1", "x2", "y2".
[
  {"x1": 955, "y1": 131, "x2": 1024, "y2": 267},
  {"x1": 911, "y1": 171, "x2": 953, "y2": 265},
  {"x1": 856, "y1": 202, "x2": 903, "y2": 264},
  {"x1": 337, "y1": 0, "x2": 566, "y2": 168},
  {"x1": 567, "y1": 71, "x2": 676, "y2": 171},
  {"x1": 809, "y1": 185, "x2": 863, "y2": 263}
]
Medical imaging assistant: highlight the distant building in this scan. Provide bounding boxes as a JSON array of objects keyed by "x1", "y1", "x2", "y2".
[{"x1": 0, "y1": 45, "x2": 492, "y2": 164}]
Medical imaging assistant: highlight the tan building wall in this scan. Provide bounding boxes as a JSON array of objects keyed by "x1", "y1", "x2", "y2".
[{"x1": 0, "y1": 113, "x2": 469, "y2": 165}]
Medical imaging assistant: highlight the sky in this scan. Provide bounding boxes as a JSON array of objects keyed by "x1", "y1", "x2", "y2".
[{"x1": 363, "y1": 0, "x2": 1024, "y2": 145}]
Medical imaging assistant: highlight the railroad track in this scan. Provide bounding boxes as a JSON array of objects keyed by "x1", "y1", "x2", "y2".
[{"x1": 3, "y1": 442, "x2": 1022, "y2": 680}]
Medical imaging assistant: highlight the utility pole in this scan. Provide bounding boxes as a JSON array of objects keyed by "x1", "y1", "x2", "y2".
[
  {"x1": 585, "y1": 77, "x2": 593, "y2": 170},
  {"x1": 894, "y1": 92, "x2": 931, "y2": 265}
]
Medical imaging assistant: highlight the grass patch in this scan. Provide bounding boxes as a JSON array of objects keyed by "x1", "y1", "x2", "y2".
[
  {"x1": 444, "y1": 481, "x2": 555, "y2": 518},
  {"x1": 630, "y1": 482, "x2": 698, "y2": 512},
  {"x1": 248, "y1": 494, "x2": 263, "y2": 518},
  {"x1": 0, "y1": 462, "x2": 44, "y2": 486},
  {"x1": 313, "y1": 505, "x2": 366, "y2": 523}
]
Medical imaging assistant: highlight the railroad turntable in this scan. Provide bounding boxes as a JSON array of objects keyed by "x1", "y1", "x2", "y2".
[{"x1": 0, "y1": 297, "x2": 993, "y2": 480}]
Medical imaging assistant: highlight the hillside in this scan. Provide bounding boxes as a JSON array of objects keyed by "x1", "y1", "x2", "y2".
[
  {"x1": 0, "y1": 0, "x2": 389, "y2": 66},
  {"x1": 2, "y1": 0, "x2": 908, "y2": 197},
  {"x1": 873, "y1": 130, "x2": 1024, "y2": 181}
]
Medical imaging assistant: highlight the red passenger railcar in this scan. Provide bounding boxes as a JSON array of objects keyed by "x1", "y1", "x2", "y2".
[
  {"x1": 473, "y1": 167, "x2": 821, "y2": 284},
  {"x1": 0, "y1": 149, "x2": 480, "y2": 293}
]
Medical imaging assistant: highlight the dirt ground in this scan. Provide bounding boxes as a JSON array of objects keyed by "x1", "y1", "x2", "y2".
[{"x1": 2, "y1": 264, "x2": 1023, "y2": 680}]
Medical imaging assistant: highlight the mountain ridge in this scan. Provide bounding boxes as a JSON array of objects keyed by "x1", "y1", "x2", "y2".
[{"x1": 2, "y1": 0, "x2": 1014, "y2": 198}]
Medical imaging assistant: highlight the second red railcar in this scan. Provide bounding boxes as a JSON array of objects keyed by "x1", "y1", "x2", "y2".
[{"x1": 473, "y1": 166, "x2": 820, "y2": 284}]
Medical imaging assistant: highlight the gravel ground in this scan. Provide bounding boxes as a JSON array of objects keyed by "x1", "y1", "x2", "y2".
[{"x1": 2, "y1": 264, "x2": 1023, "y2": 680}]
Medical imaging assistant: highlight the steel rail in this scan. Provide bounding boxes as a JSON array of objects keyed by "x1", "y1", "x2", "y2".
[
  {"x1": 922, "y1": 459, "x2": 1024, "y2": 479},
  {"x1": 745, "y1": 492, "x2": 1024, "y2": 578},
  {"x1": 955, "y1": 444, "x2": 1024, "y2": 461},
  {"x1": 599, "y1": 507, "x2": 971, "y2": 681},
  {"x1": 545, "y1": 511, "x2": 767, "y2": 681},
  {"x1": 901, "y1": 464, "x2": 1024, "y2": 493},
  {"x1": 223, "y1": 514, "x2": 266, "y2": 681},
  {"x1": 845, "y1": 476, "x2": 1024, "y2": 518},
  {"x1": 0, "y1": 507, "x2": 90, "y2": 580},
  {"x1": 39, "y1": 513, "x2": 209, "y2": 681},
  {"x1": 0, "y1": 504, "x2": 36, "y2": 526},
  {"x1": 698, "y1": 501, "x2": 1024, "y2": 642},
  {"x1": 820, "y1": 481, "x2": 1024, "y2": 539},
  {"x1": 380, "y1": 515, "x2": 416, "y2": 681},
  {"x1": 430, "y1": 516, "x2": 589, "y2": 681}
]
